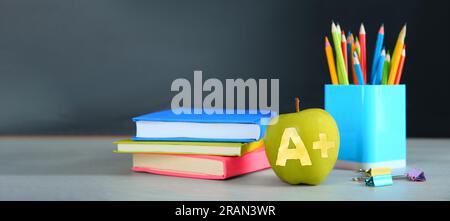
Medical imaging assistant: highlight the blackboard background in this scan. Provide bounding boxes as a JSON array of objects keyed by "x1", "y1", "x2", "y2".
[{"x1": 0, "y1": 0, "x2": 448, "y2": 137}]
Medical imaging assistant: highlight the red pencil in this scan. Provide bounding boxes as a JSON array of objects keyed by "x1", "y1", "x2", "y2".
[
  {"x1": 359, "y1": 23, "x2": 367, "y2": 83},
  {"x1": 341, "y1": 31, "x2": 348, "y2": 74},
  {"x1": 394, "y1": 45, "x2": 406, "y2": 84}
]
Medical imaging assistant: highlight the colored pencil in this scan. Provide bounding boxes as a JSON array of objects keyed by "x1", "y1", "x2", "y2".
[
  {"x1": 348, "y1": 33, "x2": 358, "y2": 84},
  {"x1": 353, "y1": 51, "x2": 365, "y2": 85},
  {"x1": 325, "y1": 37, "x2": 339, "y2": 85},
  {"x1": 371, "y1": 24, "x2": 385, "y2": 82},
  {"x1": 347, "y1": 32, "x2": 352, "y2": 68},
  {"x1": 337, "y1": 25, "x2": 349, "y2": 84},
  {"x1": 381, "y1": 52, "x2": 391, "y2": 85},
  {"x1": 355, "y1": 39, "x2": 361, "y2": 58},
  {"x1": 388, "y1": 24, "x2": 407, "y2": 84},
  {"x1": 331, "y1": 23, "x2": 342, "y2": 80},
  {"x1": 331, "y1": 22, "x2": 349, "y2": 84},
  {"x1": 369, "y1": 48, "x2": 381, "y2": 85},
  {"x1": 336, "y1": 23, "x2": 342, "y2": 43},
  {"x1": 342, "y1": 31, "x2": 348, "y2": 74},
  {"x1": 372, "y1": 49, "x2": 386, "y2": 85},
  {"x1": 359, "y1": 23, "x2": 367, "y2": 83},
  {"x1": 394, "y1": 46, "x2": 406, "y2": 84}
]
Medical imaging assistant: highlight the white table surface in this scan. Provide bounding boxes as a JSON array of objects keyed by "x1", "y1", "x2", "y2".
[{"x1": 0, "y1": 136, "x2": 448, "y2": 200}]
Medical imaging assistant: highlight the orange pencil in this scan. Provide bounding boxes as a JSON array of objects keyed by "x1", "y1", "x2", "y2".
[
  {"x1": 394, "y1": 45, "x2": 406, "y2": 84},
  {"x1": 359, "y1": 23, "x2": 367, "y2": 83},
  {"x1": 388, "y1": 24, "x2": 407, "y2": 84},
  {"x1": 341, "y1": 31, "x2": 348, "y2": 74},
  {"x1": 348, "y1": 34, "x2": 358, "y2": 84},
  {"x1": 325, "y1": 37, "x2": 339, "y2": 84}
]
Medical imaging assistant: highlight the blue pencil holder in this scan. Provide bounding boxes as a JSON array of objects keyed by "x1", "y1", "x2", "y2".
[{"x1": 325, "y1": 85, "x2": 406, "y2": 170}]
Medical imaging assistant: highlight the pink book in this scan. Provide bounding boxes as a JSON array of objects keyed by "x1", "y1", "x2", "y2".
[{"x1": 132, "y1": 148, "x2": 270, "y2": 180}]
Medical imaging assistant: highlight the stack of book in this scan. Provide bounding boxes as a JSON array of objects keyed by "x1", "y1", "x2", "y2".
[{"x1": 114, "y1": 109, "x2": 272, "y2": 179}]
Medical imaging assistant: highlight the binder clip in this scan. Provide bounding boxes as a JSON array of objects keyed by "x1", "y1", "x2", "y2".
[
  {"x1": 352, "y1": 167, "x2": 392, "y2": 182},
  {"x1": 406, "y1": 168, "x2": 426, "y2": 181},
  {"x1": 389, "y1": 168, "x2": 426, "y2": 182},
  {"x1": 364, "y1": 174, "x2": 393, "y2": 187},
  {"x1": 358, "y1": 167, "x2": 392, "y2": 177},
  {"x1": 352, "y1": 167, "x2": 393, "y2": 187}
]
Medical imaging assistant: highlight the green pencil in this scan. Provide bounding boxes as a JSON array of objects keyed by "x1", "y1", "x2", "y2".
[
  {"x1": 355, "y1": 37, "x2": 361, "y2": 58},
  {"x1": 331, "y1": 23, "x2": 341, "y2": 83},
  {"x1": 381, "y1": 52, "x2": 391, "y2": 85},
  {"x1": 331, "y1": 22, "x2": 349, "y2": 85}
]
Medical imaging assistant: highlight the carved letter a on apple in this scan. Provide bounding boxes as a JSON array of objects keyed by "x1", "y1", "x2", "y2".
[{"x1": 276, "y1": 127, "x2": 312, "y2": 167}]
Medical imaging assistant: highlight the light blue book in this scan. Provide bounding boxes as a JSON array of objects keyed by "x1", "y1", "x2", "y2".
[{"x1": 132, "y1": 109, "x2": 273, "y2": 142}]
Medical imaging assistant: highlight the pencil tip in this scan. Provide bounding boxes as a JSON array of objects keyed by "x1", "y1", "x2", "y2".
[
  {"x1": 379, "y1": 24, "x2": 384, "y2": 34},
  {"x1": 401, "y1": 24, "x2": 407, "y2": 40},
  {"x1": 325, "y1": 37, "x2": 331, "y2": 47},
  {"x1": 353, "y1": 52, "x2": 360, "y2": 63},
  {"x1": 360, "y1": 23, "x2": 366, "y2": 34}
]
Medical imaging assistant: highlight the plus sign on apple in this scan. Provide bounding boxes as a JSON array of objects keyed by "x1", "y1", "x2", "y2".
[{"x1": 313, "y1": 133, "x2": 335, "y2": 158}]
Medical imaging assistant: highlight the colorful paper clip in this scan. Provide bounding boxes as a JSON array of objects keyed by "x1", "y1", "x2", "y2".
[{"x1": 365, "y1": 174, "x2": 393, "y2": 187}]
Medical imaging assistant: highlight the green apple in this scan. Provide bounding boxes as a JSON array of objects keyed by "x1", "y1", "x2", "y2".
[{"x1": 264, "y1": 108, "x2": 339, "y2": 185}]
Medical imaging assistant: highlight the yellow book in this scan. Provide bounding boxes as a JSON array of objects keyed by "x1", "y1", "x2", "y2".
[{"x1": 113, "y1": 139, "x2": 263, "y2": 156}]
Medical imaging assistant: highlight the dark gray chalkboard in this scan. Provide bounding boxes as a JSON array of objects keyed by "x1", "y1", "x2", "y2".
[{"x1": 0, "y1": 0, "x2": 449, "y2": 137}]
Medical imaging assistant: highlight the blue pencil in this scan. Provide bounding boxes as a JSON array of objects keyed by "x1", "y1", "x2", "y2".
[
  {"x1": 371, "y1": 48, "x2": 386, "y2": 84},
  {"x1": 370, "y1": 57, "x2": 379, "y2": 84},
  {"x1": 375, "y1": 49, "x2": 386, "y2": 84},
  {"x1": 347, "y1": 31, "x2": 352, "y2": 66},
  {"x1": 370, "y1": 25, "x2": 384, "y2": 82},
  {"x1": 353, "y1": 52, "x2": 365, "y2": 85}
]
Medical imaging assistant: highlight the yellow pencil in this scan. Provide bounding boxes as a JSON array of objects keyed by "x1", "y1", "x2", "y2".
[
  {"x1": 388, "y1": 24, "x2": 407, "y2": 84},
  {"x1": 325, "y1": 36, "x2": 339, "y2": 84}
]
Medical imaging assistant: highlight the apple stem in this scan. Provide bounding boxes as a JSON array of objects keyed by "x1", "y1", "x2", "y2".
[{"x1": 295, "y1": 97, "x2": 300, "y2": 112}]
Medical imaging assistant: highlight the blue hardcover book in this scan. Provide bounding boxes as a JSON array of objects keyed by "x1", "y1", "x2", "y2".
[{"x1": 132, "y1": 109, "x2": 274, "y2": 142}]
